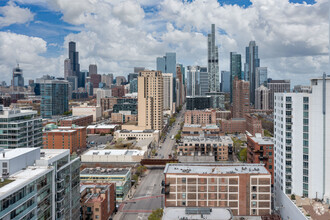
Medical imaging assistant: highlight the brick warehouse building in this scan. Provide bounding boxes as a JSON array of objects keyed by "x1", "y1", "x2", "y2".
[
  {"x1": 163, "y1": 163, "x2": 271, "y2": 216},
  {"x1": 59, "y1": 115, "x2": 93, "y2": 127},
  {"x1": 247, "y1": 133, "x2": 274, "y2": 184}
]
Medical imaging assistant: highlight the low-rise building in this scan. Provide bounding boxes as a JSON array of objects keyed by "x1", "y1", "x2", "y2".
[
  {"x1": 162, "y1": 207, "x2": 233, "y2": 220},
  {"x1": 182, "y1": 124, "x2": 220, "y2": 137},
  {"x1": 177, "y1": 136, "x2": 232, "y2": 161},
  {"x1": 163, "y1": 163, "x2": 271, "y2": 216},
  {"x1": 81, "y1": 149, "x2": 146, "y2": 164},
  {"x1": 111, "y1": 112, "x2": 137, "y2": 124},
  {"x1": 80, "y1": 167, "x2": 131, "y2": 202},
  {"x1": 114, "y1": 129, "x2": 160, "y2": 142},
  {"x1": 245, "y1": 114, "x2": 262, "y2": 136},
  {"x1": 80, "y1": 183, "x2": 116, "y2": 220},
  {"x1": 221, "y1": 118, "x2": 247, "y2": 134},
  {"x1": 59, "y1": 115, "x2": 93, "y2": 127},
  {"x1": 216, "y1": 110, "x2": 231, "y2": 120},
  {"x1": 247, "y1": 134, "x2": 274, "y2": 184},
  {"x1": 72, "y1": 103, "x2": 102, "y2": 122},
  {"x1": 87, "y1": 124, "x2": 119, "y2": 134},
  {"x1": 0, "y1": 148, "x2": 80, "y2": 219},
  {"x1": 184, "y1": 109, "x2": 216, "y2": 125}
]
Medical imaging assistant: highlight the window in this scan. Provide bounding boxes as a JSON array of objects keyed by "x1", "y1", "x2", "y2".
[
  {"x1": 95, "y1": 208, "x2": 99, "y2": 212},
  {"x1": 182, "y1": 193, "x2": 186, "y2": 199},
  {"x1": 95, "y1": 215, "x2": 99, "y2": 219},
  {"x1": 182, "y1": 178, "x2": 186, "y2": 183},
  {"x1": 252, "y1": 186, "x2": 257, "y2": 192},
  {"x1": 252, "y1": 194, "x2": 257, "y2": 199},
  {"x1": 182, "y1": 201, "x2": 186, "y2": 206},
  {"x1": 252, "y1": 201, "x2": 257, "y2": 207},
  {"x1": 252, "y1": 209, "x2": 256, "y2": 215},
  {"x1": 269, "y1": 165, "x2": 272, "y2": 169}
]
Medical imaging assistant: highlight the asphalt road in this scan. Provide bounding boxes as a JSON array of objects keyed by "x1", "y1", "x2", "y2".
[{"x1": 118, "y1": 106, "x2": 185, "y2": 220}]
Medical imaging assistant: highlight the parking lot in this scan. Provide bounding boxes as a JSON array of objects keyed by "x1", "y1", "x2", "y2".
[{"x1": 87, "y1": 135, "x2": 113, "y2": 147}]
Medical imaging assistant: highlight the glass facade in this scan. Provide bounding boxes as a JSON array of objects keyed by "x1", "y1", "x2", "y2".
[{"x1": 230, "y1": 52, "x2": 242, "y2": 102}]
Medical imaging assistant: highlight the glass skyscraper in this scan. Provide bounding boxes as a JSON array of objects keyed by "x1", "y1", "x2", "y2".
[
  {"x1": 37, "y1": 75, "x2": 69, "y2": 118},
  {"x1": 12, "y1": 64, "x2": 24, "y2": 87},
  {"x1": 244, "y1": 41, "x2": 260, "y2": 105},
  {"x1": 230, "y1": 52, "x2": 242, "y2": 102},
  {"x1": 187, "y1": 66, "x2": 201, "y2": 97},
  {"x1": 208, "y1": 24, "x2": 220, "y2": 92},
  {"x1": 221, "y1": 71, "x2": 230, "y2": 93}
]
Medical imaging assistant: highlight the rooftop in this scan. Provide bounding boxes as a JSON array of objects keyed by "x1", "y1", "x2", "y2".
[
  {"x1": 118, "y1": 129, "x2": 158, "y2": 133},
  {"x1": 164, "y1": 163, "x2": 269, "y2": 175},
  {"x1": 87, "y1": 124, "x2": 118, "y2": 129},
  {"x1": 163, "y1": 207, "x2": 232, "y2": 220},
  {"x1": 60, "y1": 115, "x2": 92, "y2": 121},
  {"x1": 202, "y1": 124, "x2": 219, "y2": 129},
  {"x1": 0, "y1": 148, "x2": 38, "y2": 160},
  {"x1": 83, "y1": 149, "x2": 145, "y2": 156},
  {"x1": 182, "y1": 136, "x2": 233, "y2": 143},
  {"x1": 81, "y1": 167, "x2": 130, "y2": 176},
  {"x1": 249, "y1": 133, "x2": 273, "y2": 145}
]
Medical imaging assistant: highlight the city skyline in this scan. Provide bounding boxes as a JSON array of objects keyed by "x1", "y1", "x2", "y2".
[{"x1": 0, "y1": 0, "x2": 327, "y2": 86}]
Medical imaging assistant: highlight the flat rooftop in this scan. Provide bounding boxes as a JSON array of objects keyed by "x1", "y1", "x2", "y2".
[
  {"x1": 83, "y1": 149, "x2": 145, "y2": 156},
  {"x1": 164, "y1": 163, "x2": 269, "y2": 175},
  {"x1": 250, "y1": 134, "x2": 273, "y2": 145},
  {"x1": 87, "y1": 124, "x2": 118, "y2": 129},
  {"x1": 182, "y1": 136, "x2": 233, "y2": 143},
  {"x1": 163, "y1": 207, "x2": 232, "y2": 220},
  {"x1": 0, "y1": 148, "x2": 38, "y2": 160},
  {"x1": 81, "y1": 167, "x2": 130, "y2": 176},
  {"x1": 0, "y1": 166, "x2": 52, "y2": 199},
  {"x1": 118, "y1": 129, "x2": 157, "y2": 133},
  {"x1": 60, "y1": 115, "x2": 92, "y2": 121}
]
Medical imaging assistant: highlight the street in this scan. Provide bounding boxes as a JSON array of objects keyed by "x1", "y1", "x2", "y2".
[{"x1": 116, "y1": 106, "x2": 185, "y2": 220}]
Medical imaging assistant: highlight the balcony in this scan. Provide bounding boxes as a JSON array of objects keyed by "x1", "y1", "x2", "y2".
[{"x1": 259, "y1": 155, "x2": 268, "y2": 160}]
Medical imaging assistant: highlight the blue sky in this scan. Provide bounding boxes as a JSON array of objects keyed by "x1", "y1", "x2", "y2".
[{"x1": 0, "y1": 0, "x2": 326, "y2": 85}]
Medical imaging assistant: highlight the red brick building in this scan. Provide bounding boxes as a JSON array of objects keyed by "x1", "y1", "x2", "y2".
[
  {"x1": 221, "y1": 118, "x2": 246, "y2": 134},
  {"x1": 80, "y1": 183, "x2": 116, "y2": 220},
  {"x1": 87, "y1": 124, "x2": 119, "y2": 134},
  {"x1": 233, "y1": 77, "x2": 250, "y2": 118},
  {"x1": 247, "y1": 134, "x2": 274, "y2": 184},
  {"x1": 246, "y1": 114, "x2": 262, "y2": 136},
  {"x1": 59, "y1": 115, "x2": 93, "y2": 127},
  {"x1": 111, "y1": 85, "x2": 125, "y2": 97},
  {"x1": 43, "y1": 125, "x2": 87, "y2": 154},
  {"x1": 90, "y1": 73, "x2": 101, "y2": 89},
  {"x1": 184, "y1": 110, "x2": 216, "y2": 125}
]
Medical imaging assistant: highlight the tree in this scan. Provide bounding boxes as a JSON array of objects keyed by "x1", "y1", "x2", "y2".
[
  {"x1": 148, "y1": 208, "x2": 163, "y2": 220},
  {"x1": 136, "y1": 165, "x2": 147, "y2": 176},
  {"x1": 169, "y1": 117, "x2": 176, "y2": 126},
  {"x1": 239, "y1": 148, "x2": 247, "y2": 162}
]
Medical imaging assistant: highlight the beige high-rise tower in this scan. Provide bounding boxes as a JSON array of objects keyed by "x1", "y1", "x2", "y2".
[{"x1": 138, "y1": 70, "x2": 164, "y2": 131}]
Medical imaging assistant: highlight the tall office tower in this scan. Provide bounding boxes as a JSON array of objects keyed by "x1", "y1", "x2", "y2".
[
  {"x1": 96, "y1": 88, "x2": 112, "y2": 106},
  {"x1": 176, "y1": 66, "x2": 184, "y2": 107},
  {"x1": 137, "y1": 70, "x2": 163, "y2": 131},
  {"x1": 230, "y1": 52, "x2": 242, "y2": 102},
  {"x1": 0, "y1": 148, "x2": 81, "y2": 219},
  {"x1": 64, "y1": 58, "x2": 72, "y2": 79},
  {"x1": 134, "y1": 67, "x2": 145, "y2": 73},
  {"x1": 157, "y1": 52, "x2": 177, "y2": 104},
  {"x1": 208, "y1": 24, "x2": 220, "y2": 92},
  {"x1": 67, "y1": 75, "x2": 78, "y2": 91},
  {"x1": 12, "y1": 64, "x2": 24, "y2": 87},
  {"x1": 256, "y1": 67, "x2": 268, "y2": 87},
  {"x1": 274, "y1": 75, "x2": 330, "y2": 207},
  {"x1": 255, "y1": 85, "x2": 269, "y2": 110},
  {"x1": 244, "y1": 41, "x2": 260, "y2": 104},
  {"x1": 78, "y1": 70, "x2": 88, "y2": 88},
  {"x1": 89, "y1": 64, "x2": 97, "y2": 75},
  {"x1": 268, "y1": 80, "x2": 290, "y2": 109},
  {"x1": 116, "y1": 76, "x2": 127, "y2": 86},
  {"x1": 162, "y1": 73, "x2": 173, "y2": 113},
  {"x1": 101, "y1": 73, "x2": 113, "y2": 87},
  {"x1": 37, "y1": 75, "x2": 69, "y2": 118},
  {"x1": 0, "y1": 105, "x2": 42, "y2": 148},
  {"x1": 221, "y1": 71, "x2": 230, "y2": 93},
  {"x1": 232, "y1": 76, "x2": 250, "y2": 118},
  {"x1": 68, "y1": 41, "x2": 80, "y2": 77},
  {"x1": 186, "y1": 66, "x2": 200, "y2": 97},
  {"x1": 128, "y1": 73, "x2": 138, "y2": 83},
  {"x1": 200, "y1": 66, "x2": 209, "y2": 96}
]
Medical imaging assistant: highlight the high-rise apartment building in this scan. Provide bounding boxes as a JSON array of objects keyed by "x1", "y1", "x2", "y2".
[
  {"x1": 232, "y1": 77, "x2": 250, "y2": 118},
  {"x1": 244, "y1": 41, "x2": 260, "y2": 105},
  {"x1": 0, "y1": 105, "x2": 42, "y2": 148},
  {"x1": 274, "y1": 75, "x2": 330, "y2": 203},
  {"x1": 176, "y1": 65, "x2": 184, "y2": 107},
  {"x1": 67, "y1": 75, "x2": 78, "y2": 91},
  {"x1": 199, "y1": 67, "x2": 209, "y2": 96},
  {"x1": 208, "y1": 24, "x2": 220, "y2": 92},
  {"x1": 256, "y1": 67, "x2": 267, "y2": 88},
  {"x1": 137, "y1": 70, "x2": 163, "y2": 130},
  {"x1": 230, "y1": 52, "x2": 242, "y2": 102},
  {"x1": 128, "y1": 73, "x2": 138, "y2": 83},
  {"x1": 221, "y1": 71, "x2": 230, "y2": 93},
  {"x1": 12, "y1": 64, "x2": 24, "y2": 88},
  {"x1": 186, "y1": 66, "x2": 200, "y2": 97},
  {"x1": 0, "y1": 148, "x2": 81, "y2": 219},
  {"x1": 268, "y1": 80, "x2": 290, "y2": 109},
  {"x1": 255, "y1": 85, "x2": 270, "y2": 110},
  {"x1": 101, "y1": 73, "x2": 113, "y2": 87},
  {"x1": 163, "y1": 73, "x2": 173, "y2": 113},
  {"x1": 163, "y1": 163, "x2": 271, "y2": 216},
  {"x1": 37, "y1": 75, "x2": 69, "y2": 118}
]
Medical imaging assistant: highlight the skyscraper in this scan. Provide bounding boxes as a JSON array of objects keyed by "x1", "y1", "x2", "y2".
[
  {"x1": 186, "y1": 66, "x2": 201, "y2": 97},
  {"x1": 37, "y1": 75, "x2": 69, "y2": 118},
  {"x1": 230, "y1": 52, "x2": 242, "y2": 102},
  {"x1": 244, "y1": 41, "x2": 260, "y2": 105},
  {"x1": 232, "y1": 76, "x2": 250, "y2": 118},
  {"x1": 256, "y1": 67, "x2": 268, "y2": 88},
  {"x1": 268, "y1": 80, "x2": 291, "y2": 109},
  {"x1": 68, "y1": 41, "x2": 80, "y2": 77},
  {"x1": 12, "y1": 64, "x2": 24, "y2": 87},
  {"x1": 162, "y1": 73, "x2": 173, "y2": 113},
  {"x1": 255, "y1": 85, "x2": 269, "y2": 110},
  {"x1": 220, "y1": 71, "x2": 230, "y2": 93},
  {"x1": 89, "y1": 64, "x2": 97, "y2": 75},
  {"x1": 274, "y1": 75, "x2": 330, "y2": 207},
  {"x1": 208, "y1": 24, "x2": 220, "y2": 92},
  {"x1": 200, "y1": 67, "x2": 209, "y2": 96},
  {"x1": 137, "y1": 70, "x2": 163, "y2": 131},
  {"x1": 64, "y1": 58, "x2": 71, "y2": 79}
]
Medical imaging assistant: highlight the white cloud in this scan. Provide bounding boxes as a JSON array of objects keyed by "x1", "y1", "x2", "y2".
[
  {"x1": 0, "y1": 2, "x2": 34, "y2": 28},
  {"x1": 0, "y1": 0, "x2": 328, "y2": 86}
]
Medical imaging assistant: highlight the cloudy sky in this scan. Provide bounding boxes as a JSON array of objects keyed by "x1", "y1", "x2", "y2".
[{"x1": 0, "y1": 0, "x2": 328, "y2": 86}]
